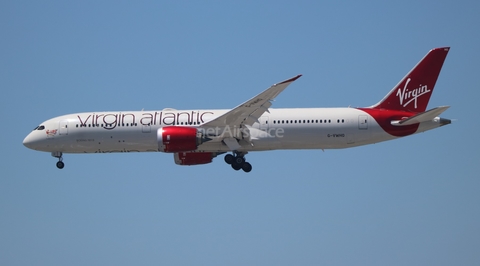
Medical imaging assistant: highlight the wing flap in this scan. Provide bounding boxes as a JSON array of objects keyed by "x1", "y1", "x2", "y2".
[{"x1": 223, "y1": 137, "x2": 242, "y2": 150}]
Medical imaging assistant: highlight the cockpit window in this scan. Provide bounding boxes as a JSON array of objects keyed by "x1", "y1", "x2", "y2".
[
  {"x1": 33, "y1": 126, "x2": 39, "y2": 131},
  {"x1": 37, "y1": 125, "x2": 45, "y2": 130}
]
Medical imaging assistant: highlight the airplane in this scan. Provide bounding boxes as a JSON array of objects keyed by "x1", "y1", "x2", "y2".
[{"x1": 23, "y1": 47, "x2": 451, "y2": 173}]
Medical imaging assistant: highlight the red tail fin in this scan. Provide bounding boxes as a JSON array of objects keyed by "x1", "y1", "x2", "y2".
[{"x1": 372, "y1": 47, "x2": 449, "y2": 113}]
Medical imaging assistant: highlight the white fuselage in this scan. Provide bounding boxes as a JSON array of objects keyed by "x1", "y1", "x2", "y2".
[
  {"x1": 23, "y1": 107, "x2": 444, "y2": 154},
  {"x1": 22, "y1": 48, "x2": 452, "y2": 171}
]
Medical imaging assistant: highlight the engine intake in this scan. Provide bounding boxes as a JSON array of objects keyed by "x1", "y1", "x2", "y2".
[{"x1": 158, "y1": 126, "x2": 208, "y2": 152}]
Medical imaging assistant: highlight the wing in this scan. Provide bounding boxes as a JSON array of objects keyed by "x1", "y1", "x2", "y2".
[{"x1": 200, "y1": 75, "x2": 302, "y2": 129}]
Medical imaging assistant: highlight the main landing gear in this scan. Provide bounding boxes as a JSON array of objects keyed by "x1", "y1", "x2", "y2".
[
  {"x1": 224, "y1": 152, "x2": 252, "y2": 173},
  {"x1": 52, "y1": 151, "x2": 64, "y2": 169}
]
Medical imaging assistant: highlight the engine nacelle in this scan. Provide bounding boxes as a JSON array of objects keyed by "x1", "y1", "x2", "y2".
[
  {"x1": 158, "y1": 126, "x2": 205, "y2": 152},
  {"x1": 174, "y1": 152, "x2": 216, "y2": 165}
]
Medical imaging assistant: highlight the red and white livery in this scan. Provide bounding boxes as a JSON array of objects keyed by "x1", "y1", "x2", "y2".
[{"x1": 23, "y1": 47, "x2": 452, "y2": 172}]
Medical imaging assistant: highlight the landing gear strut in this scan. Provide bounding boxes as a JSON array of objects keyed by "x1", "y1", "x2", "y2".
[
  {"x1": 224, "y1": 152, "x2": 252, "y2": 173},
  {"x1": 52, "y1": 152, "x2": 64, "y2": 169}
]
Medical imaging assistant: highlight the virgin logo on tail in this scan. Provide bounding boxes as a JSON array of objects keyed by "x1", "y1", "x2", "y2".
[
  {"x1": 396, "y1": 78, "x2": 431, "y2": 109},
  {"x1": 371, "y1": 47, "x2": 449, "y2": 113}
]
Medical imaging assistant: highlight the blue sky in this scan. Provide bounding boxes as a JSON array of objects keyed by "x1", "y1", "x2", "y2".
[{"x1": 2, "y1": 1, "x2": 479, "y2": 265}]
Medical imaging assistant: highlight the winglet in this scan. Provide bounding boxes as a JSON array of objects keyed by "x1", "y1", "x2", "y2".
[{"x1": 277, "y1": 74, "x2": 302, "y2": 85}]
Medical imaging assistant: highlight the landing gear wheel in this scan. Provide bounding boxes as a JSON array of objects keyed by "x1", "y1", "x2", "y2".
[
  {"x1": 231, "y1": 163, "x2": 242, "y2": 171},
  {"x1": 242, "y1": 162, "x2": 252, "y2": 173},
  {"x1": 51, "y1": 152, "x2": 64, "y2": 169},
  {"x1": 56, "y1": 161, "x2": 65, "y2": 169},
  {"x1": 224, "y1": 154, "x2": 234, "y2": 164},
  {"x1": 225, "y1": 152, "x2": 253, "y2": 172},
  {"x1": 234, "y1": 156, "x2": 245, "y2": 165}
]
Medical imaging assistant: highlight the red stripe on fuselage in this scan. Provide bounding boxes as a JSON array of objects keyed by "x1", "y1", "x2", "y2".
[{"x1": 357, "y1": 108, "x2": 418, "y2": 137}]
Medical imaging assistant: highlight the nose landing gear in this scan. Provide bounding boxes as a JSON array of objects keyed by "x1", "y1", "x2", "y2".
[
  {"x1": 224, "y1": 152, "x2": 252, "y2": 173},
  {"x1": 51, "y1": 152, "x2": 64, "y2": 169}
]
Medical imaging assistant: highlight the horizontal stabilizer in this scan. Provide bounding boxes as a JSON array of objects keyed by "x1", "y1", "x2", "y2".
[{"x1": 392, "y1": 106, "x2": 450, "y2": 126}]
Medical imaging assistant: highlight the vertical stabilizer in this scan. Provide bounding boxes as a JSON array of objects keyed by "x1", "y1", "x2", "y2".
[{"x1": 372, "y1": 47, "x2": 449, "y2": 113}]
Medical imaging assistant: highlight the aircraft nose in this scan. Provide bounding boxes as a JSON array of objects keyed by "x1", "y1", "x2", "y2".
[{"x1": 23, "y1": 132, "x2": 42, "y2": 150}]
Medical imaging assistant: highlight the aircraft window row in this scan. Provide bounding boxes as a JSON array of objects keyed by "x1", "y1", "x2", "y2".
[
  {"x1": 74, "y1": 121, "x2": 200, "y2": 128},
  {"x1": 76, "y1": 123, "x2": 139, "y2": 128},
  {"x1": 272, "y1": 119, "x2": 345, "y2": 124}
]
